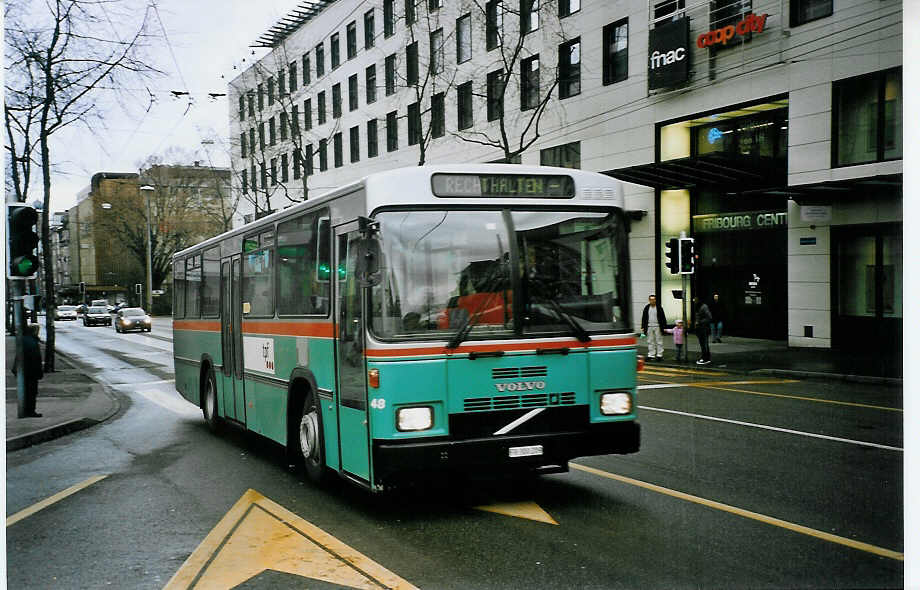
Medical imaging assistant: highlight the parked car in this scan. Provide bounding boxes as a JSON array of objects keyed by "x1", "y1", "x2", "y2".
[
  {"x1": 114, "y1": 308, "x2": 152, "y2": 333},
  {"x1": 83, "y1": 306, "x2": 112, "y2": 326},
  {"x1": 55, "y1": 305, "x2": 78, "y2": 321}
]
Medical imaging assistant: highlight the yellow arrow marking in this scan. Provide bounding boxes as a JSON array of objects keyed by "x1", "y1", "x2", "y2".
[
  {"x1": 164, "y1": 489, "x2": 418, "y2": 589},
  {"x1": 6, "y1": 475, "x2": 108, "y2": 527},
  {"x1": 474, "y1": 501, "x2": 559, "y2": 525}
]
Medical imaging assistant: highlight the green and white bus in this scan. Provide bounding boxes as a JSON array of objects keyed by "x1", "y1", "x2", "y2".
[{"x1": 172, "y1": 164, "x2": 640, "y2": 491}]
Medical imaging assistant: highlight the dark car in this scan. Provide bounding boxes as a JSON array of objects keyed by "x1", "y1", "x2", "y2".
[
  {"x1": 83, "y1": 306, "x2": 112, "y2": 326},
  {"x1": 115, "y1": 308, "x2": 152, "y2": 333}
]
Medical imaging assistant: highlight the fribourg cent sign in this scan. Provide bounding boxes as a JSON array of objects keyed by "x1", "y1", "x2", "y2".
[
  {"x1": 648, "y1": 17, "x2": 690, "y2": 91},
  {"x1": 693, "y1": 210, "x2": 787, "y2": 233}
]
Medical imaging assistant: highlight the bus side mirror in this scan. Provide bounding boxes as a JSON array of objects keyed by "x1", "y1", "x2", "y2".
[{"x1": 357, "y1": 237, "x2": 381, "y2": 287}]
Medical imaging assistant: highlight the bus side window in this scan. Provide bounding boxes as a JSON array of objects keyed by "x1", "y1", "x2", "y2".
[
  {"x1": 174, "y1": 259, "x2": 186, "y2": 318},
  {"x1": 278, "y1": 210, "x2": 330, "y2": 316}
]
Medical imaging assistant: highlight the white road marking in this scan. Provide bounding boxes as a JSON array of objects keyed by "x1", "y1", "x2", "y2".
[
  {"x1": 493, "y1": 408, "x2": 545, "y2": 435},
  {"x1": 137, "y1": 389, "x2": 201, "y2": 417},
  {"x1": 638, "y1": 383, "x2": 686, "y2": 390},
  {"x1": 638, "y1": 405, "x2": 902, "y2": 452}
]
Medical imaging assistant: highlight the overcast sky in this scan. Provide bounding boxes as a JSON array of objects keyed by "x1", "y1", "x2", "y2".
[{"x1": 45, "y1": 0, "x2": 298, "y2": 213}]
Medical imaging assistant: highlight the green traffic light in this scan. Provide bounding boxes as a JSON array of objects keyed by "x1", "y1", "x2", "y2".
[{"x1": 15, "y1": 258, "x2": 34, "y2": 274}]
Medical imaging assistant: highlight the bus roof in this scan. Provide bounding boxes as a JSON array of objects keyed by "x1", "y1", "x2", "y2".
[{"x1": 174, "y1": 164, "x2": 624, "y2": 260}]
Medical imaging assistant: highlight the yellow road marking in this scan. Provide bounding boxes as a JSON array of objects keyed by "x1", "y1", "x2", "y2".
[
  {"x1": 164, "y1": 489, "x2": 418, "y2": 590},
  {"x1": 642, "y1": 366, "x2": 728, "y2": 376},
  {"x1": 570, "y1": 463, "x2": 903, "y2": 561},
  {"x1": 474, "y1": 501, "x2": 559, "y2": 525},
  {"x1": 7, "y1": 475, "x2": 108, "y2": 527}
]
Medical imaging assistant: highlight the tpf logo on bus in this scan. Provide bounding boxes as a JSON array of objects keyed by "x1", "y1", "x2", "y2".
[{"x1": 244, "y1": 336, "x2": 276, "y2": 374}]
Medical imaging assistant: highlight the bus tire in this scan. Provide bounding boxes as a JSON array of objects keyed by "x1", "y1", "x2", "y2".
[
  {"x1": 202, "y1": 369, "x2": 221, "y2": 433},
  {"x1": 299, "y1": 392, "x2": 327, "y2": 484}
]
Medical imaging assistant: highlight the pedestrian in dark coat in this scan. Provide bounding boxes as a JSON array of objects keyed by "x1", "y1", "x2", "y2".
[
  {"x1": 693, "y1": 296, "x2": 712, "y2": 365},
  {"x1": 710, "y1": 293, "x2": 724, "y2": 343},
  {"x1": 13, "y1": 323, "x2": 44, "y2": 417},
  {"x1": 640, "y1": 294, "x2": 668, "y2": 360}
]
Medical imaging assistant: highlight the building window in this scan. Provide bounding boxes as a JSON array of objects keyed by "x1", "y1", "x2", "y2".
[
  {"x1": 260, "y1": 162, "x2": 267, "y2": 189},
  {"x1": 710, "y1": 0, "x2": 751, "y2": 32},
  {"x1": 332, "y1": 84, "x2": 342, "y2": 118},
  {"x1": 558, "y1": 0, "x2": 579, "y2": 17},
  {"x1": 430, "y1": 29, "x2": 444, "y2": 74},
  {"x1": 486, "y1": 1, "x2": 502, "y2": 50},
  {"x1": 268, "y1": 77, "x2": 275, "y2": 104},
  {"x1": 269, "y1": 117, "x2": 277, "y2": 145},
  {"x1": 521, "y1": 0, "x2": 539, "y2": 33},
  {"x1": 384, "y1": 0, "x2": 395, "y2": 37},
  {"x1": 368, "y1": 119, "x2": 379, "y2": 157},
  {"x1": 385, "y1": 54, "x2": 397, "y2": 95},
  {"x1": 277, "y1": 69, "x2": 285, "y2": 96},
  {"x1": 365, "y1": 9, "x2": 375, "y2": 49},
  {"x1": 318, "y1": 91, "x2": 326, "y2": 125},
  {"x1": 289, "y1": 62, "x2": 298, "y2": 93},
  {"x1": 291, "y1": 105, "x2": 299, "y2": 135},
  {"x1": 487, "y1": 70, "x2": 504, "y2": 121},
  {"x1": 258, "y1": 122, "x2": 265, "y2": 149},
  {"x1": 366, "y1": 64, "x2": 377, "y2": 104},
  {"x1": 603, "y1": 19, "x2": 628, "y2": 85},
  {"x1": 387, "y1": 111, "x2": 398, "y2": 152},
  {"x1": 428, "y1": 0, "x2": 443, "y2": 10},
  {"x1": 319, "y1": 139, "x2": 328, "y2": 171},
  {"x1": 304, "y1": 144, "x2": 314, "y2": 175},
  {"x1": 405, "y1": 0, "x2": 416, "y2": 24},
  {"x1": 431, "y1": 92, "x2": 445, "y2": 138},
  {"x1": 834, "y1": 68, "x2": 901, "y2": 167},
  {"x1": 347, "y1": 21, "x2": 357, "y2": 59},
  {"x1": 791, "y1": 0, "x2": 832, "y2": 27},
  {"x1": 331, "y1": 33, "x2": 341, "y2": 69},
  {"x1": 242, "y1": 169, "x2": 248, "y2": 193},
  {"x1": 293, "y1": 149, "x2": 302, "y2": 180},
  {"x1": 407, "y1": 41, "x2": 419, "y2": 86},
  {"x1": 240, "y1": 132, "x2": 247, "y2": 158},
  {"x1": 653, "y1": 0, "x2": 685, "y2": 25},
  {"x1": 408, "y1": 102, "x2": 421, "y2": 145},
  {"x1": 249, "y1": 128, "x2": 255, "y2": 154},
  {"x1": 281, "y1": 153, "x2": 289, "y2": 183},
  {"x1": 558, "y1": 38, "x2": 580, "y2": 99},
  {"x1": 457, "y1": 81, "x2": 473, "y2": 130},
  {"x1": 348, "y1": 74, "x2": 359, "y2": 111},
  {"x1": 247, "y1": 92, "x2": 255, "y2": 117},
  {"x1": 304, "y1": 98, "x2": 313, "y2": 130},
  {"x1": 280, "y1": 112, "x2": 288, "y2": 141},
  {"x1": 540, "y1": 141, "x2": 580, "y2": 168},
  {"x1": 239, "y1": 95, "x2": 245, "y2": 121},
  {"x1": 252, "y1": 164, "x2": 257, "y2": 190},
  {"x1": 302, "y1": 54, "x2": 311, "y2": 85},
  {"x1": 270, "y1": 157, "x2": 278, "y2": 185},
  {"x1": 456, "y1": 14, "x2": 472, "y2": 63},
  {"x1": 350, "y1": 126, "x2": 360, "y2": 162},
  {"x1": 258, "y1": 83, "x2": 264, "y2": 110},
  {"x1": 520, "y1": 55, "x2": 540, "y2": 110},
  {"x1": 334, "y1": 132, "x2": 343, "y2": 167},
  {"x1": 316, "y1": 43, "x2": 325, "y2": 77}
]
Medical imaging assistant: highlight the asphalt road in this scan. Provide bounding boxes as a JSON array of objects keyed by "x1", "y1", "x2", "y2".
[{"x1": 6, "y1": 320, "x2": 904, "y2": 589}]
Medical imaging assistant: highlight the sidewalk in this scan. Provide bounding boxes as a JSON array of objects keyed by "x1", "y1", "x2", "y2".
[
  {"x1": 639, "y1": 333, "x2": 902, "y2": 385},
  {"x1": 5, "y1": 335, "x2": 121, "y2": 452}
]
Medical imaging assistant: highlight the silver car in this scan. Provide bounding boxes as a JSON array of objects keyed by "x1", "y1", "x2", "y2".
[
  {"x1": 115, "y1": 308, "x2": 152, "y2": 333},
  {"x1": 55, "y1": 305, "x2": 78, "y2": 321}
]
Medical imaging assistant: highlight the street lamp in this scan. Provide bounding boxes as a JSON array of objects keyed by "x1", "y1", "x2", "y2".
[{"x1": 139, "y1": 184, "x2": 155, "y2": 311}]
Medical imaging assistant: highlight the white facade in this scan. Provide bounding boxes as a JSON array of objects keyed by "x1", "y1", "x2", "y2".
[{"x1": 229, "y1": 0, "x2": 902, "y2": 347}]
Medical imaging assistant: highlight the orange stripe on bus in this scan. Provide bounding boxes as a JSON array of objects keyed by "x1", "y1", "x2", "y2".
[
  {"x1": 366, "y1": 336, "x2": 636, "y2": 358},
  {"x1": 174, "y1": 320, "x2": 221, "y2": 332},
  {"x1": 242, "y1": 321, "x2": 335, "y2": 338}
]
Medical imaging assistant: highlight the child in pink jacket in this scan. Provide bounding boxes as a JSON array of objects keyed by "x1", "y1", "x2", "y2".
[{"x1": 664, "y1": 319, "x2": 685, "y2": 362}]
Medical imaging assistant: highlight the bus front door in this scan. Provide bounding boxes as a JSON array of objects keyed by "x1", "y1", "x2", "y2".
[
  {"x1": 220, "y1": 256, "x2": 245, "y2": 423},
  {"x1": 335, "y1": 227, "x2": 370, "y2": 482}
]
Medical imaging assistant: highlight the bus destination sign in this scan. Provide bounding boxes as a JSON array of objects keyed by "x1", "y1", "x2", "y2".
[{"x1": 432, "y1": 173, "x2": 575, "y2": 198}]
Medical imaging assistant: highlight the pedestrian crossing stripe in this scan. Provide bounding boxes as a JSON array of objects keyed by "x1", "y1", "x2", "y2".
[{"x1": 164, "y1": 489, "x2": 418, "y2": 589}]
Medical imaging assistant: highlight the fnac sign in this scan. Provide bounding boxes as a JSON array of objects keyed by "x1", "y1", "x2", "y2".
[{"x1": 697, "y1": 13, "x2": 768, "y2": 48}]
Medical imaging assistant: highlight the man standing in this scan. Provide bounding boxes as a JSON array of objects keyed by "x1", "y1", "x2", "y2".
[
  {"x1": 641, "y1": 294, "x2": 668, "y2": 361},
  {"x1": 13, "y1": 323, "x2": 44, "y2": 417},
  {"x1": 710, "y1": 293, "x2": 724, "y2": 343},
  {"x1": 694, "y1": 296, "x2": 712, "y2": 365}
]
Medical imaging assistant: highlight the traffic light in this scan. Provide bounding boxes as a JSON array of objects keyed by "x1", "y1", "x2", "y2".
[
  {"x1": 7, "y1": 204, "x2": 39, "y2": 279},
  {"x1": 79, "y1": 281, "x2": 86, "y2": 294},
  {"x1": 664, "y1": 238, "x2": 679, "y2": 275},
  {"x1": 679, "y1": 237, "x2": 695, "y2": 274},
  {"x1": 135, "y1": 283, "x2": 142, "y2": 295}
]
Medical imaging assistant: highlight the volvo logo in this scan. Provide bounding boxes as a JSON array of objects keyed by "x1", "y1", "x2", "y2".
[{"x1": 495, "y1": 381, "x2": 546, "y2": 392}]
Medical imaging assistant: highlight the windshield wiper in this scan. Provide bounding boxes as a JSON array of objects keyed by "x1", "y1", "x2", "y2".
[
  {"x1": 532, "y1": 292, "x2": 591, "y2": 343},
  {"x1": 446, "y1": 272, "x2": 508, "y2": 349}
]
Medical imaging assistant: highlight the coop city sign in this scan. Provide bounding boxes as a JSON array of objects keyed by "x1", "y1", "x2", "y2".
[{"x1": 697, "y1": 13, "x2": 769, "y2": 48}]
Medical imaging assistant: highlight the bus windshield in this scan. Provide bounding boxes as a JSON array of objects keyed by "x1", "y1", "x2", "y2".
[{"x1": 370, "y1": 209, "x2": 630, "y2": 341}]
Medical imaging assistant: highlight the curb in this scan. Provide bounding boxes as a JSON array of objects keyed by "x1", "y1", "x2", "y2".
[{"x1": 751, "y1": 368, "x2": 902, "y2": 386}]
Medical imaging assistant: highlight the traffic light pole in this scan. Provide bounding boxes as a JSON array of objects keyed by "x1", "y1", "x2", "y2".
[{"x1": 11, "y1": 278, "x2": 28, "y2": 418}]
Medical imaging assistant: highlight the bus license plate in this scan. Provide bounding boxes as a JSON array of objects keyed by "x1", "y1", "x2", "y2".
[{"x1": 508, "y1": 445, "x2": 543, "y2": 458}]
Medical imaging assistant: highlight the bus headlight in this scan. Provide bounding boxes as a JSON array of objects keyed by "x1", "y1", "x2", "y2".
[
  {"x1": 396, "y1": 406, "x2": 433, "y2": 431},
  {"x1": 600, "y1": 392, "x2": 632, "y2": 415}
]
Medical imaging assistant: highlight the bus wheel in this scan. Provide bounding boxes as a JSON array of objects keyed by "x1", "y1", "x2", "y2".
[
  {"x1": 202, "y1": 370, "x2": 221, "y2": 433},
  {"x1": 299, "y1": 394, "x2": 326, "y2": 483}
]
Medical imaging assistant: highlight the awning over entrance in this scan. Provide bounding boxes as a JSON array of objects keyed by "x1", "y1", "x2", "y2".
[
  {"x1": 606, "y1": 153, "x2": 784, "y2": 191},
  {"x1": 768, "y1": 174, "x2": 902, "y2": 205}
]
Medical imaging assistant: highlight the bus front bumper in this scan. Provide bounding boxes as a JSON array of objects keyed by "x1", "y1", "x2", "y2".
[{"x1": 372, "y1": 420, "x2": 640, "y2": 485}]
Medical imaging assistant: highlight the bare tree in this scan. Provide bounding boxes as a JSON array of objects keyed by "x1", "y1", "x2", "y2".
[
  {"x1": 457, "y1": 0, "x2": 567, "y2": 163},
  {"x1": 4, "y1": 0, "x2": 159, "y2": 371}
]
